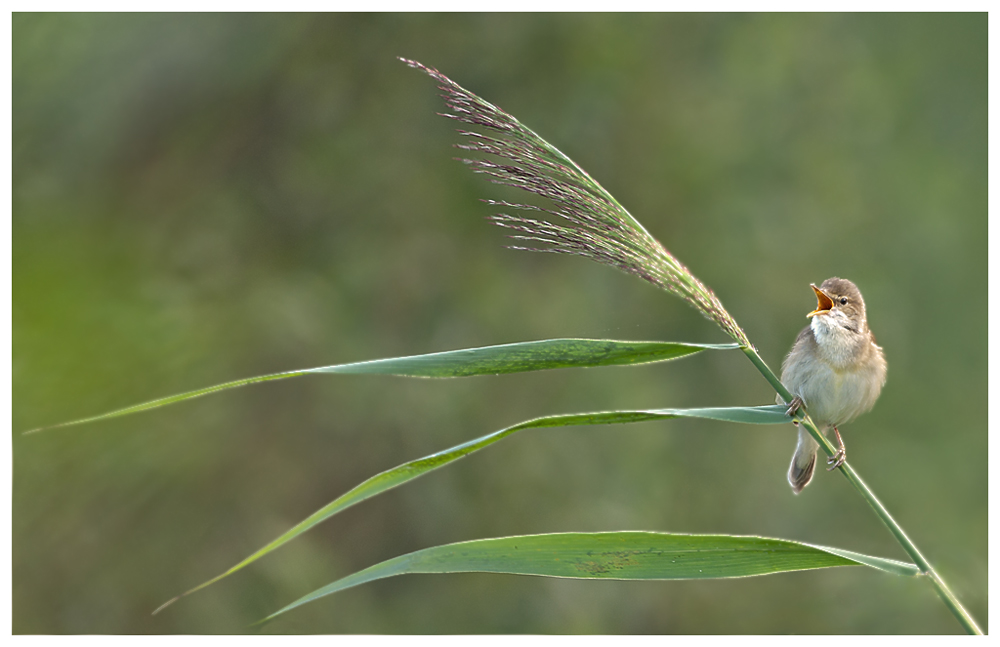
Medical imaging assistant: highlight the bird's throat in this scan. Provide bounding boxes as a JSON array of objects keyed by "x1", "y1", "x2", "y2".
[{"x1": 810, "y1": 314, "x2": 866, "y2": 369}]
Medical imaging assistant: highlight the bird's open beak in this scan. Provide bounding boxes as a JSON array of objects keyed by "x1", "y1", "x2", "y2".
[{"x1": 807, "y1": 284, "x2": 834, "y2": 318}]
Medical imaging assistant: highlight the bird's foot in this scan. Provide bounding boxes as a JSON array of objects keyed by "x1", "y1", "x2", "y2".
[
  {"x1": 826, "y1": 426, "x2": 846, "y2": 471},
  {"x1": 784, "y1": 396, "x2": 803, "y2": 418}
]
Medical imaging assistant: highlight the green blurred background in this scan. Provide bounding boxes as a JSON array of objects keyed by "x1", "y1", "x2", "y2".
[{"x1": 13, "y1": 13, "x2": 986, "y2": 634}]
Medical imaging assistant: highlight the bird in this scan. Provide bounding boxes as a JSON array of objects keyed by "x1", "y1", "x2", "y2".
[{"x1": 778, "y1": 277, "x2": 887, "y2": 493}]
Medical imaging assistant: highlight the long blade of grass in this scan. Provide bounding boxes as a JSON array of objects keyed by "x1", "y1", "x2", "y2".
[
  {"x1": 155, "y1": 404, "x2": 788, "y2": 614},
  {"x1": 26, "y1": 339, "x2": 737, "y2": 434},
  {"x1": 259, "y1": 531, "x2": 920, "y2": 623}
]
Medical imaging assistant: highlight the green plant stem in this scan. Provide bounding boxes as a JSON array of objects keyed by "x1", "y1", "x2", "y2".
[{"x1": 740, "y1": 346, "x2": 983, "y2": 635}]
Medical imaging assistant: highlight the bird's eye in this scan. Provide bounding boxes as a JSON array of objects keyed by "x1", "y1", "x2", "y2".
[{"x1": 839, "y1": 297, "x2": 848, "y2": 305}]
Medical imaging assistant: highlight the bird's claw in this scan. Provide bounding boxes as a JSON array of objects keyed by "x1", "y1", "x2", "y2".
[
  {"x1": 826, "y1": 426, "x2": 847, "y2": 471},
  {"x1": 784, "y1": 396, "x2": 803, "y2": 418}
]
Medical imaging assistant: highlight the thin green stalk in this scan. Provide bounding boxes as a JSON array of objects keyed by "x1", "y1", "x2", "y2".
[{"x1": 740, "y1": 346, "x2": 983, "y2": 635}]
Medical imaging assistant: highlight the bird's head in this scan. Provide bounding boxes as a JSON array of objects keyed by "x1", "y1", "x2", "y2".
[{"x1": 807, "y1": 277, "x2": 867, "y2": 334}]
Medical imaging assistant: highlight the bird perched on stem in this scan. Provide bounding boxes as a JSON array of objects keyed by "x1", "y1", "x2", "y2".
[{"x1": 779, "y1": 277, "x2": 887, "y2": 493}]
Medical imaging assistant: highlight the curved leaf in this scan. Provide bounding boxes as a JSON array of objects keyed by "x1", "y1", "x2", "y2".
[
  {"x1": 155, "y1": 404, "x2": 789, "y2": 613},
  {"x1": 260, "y1": 531, "x2": 920, "y2": 623},
  {"x1": 27, "y1": 339, "x2": 738, "y2": 434}
]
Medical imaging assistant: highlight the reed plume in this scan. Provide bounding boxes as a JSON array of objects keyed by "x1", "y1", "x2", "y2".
[{"x1": 400, "y1": 58, "x2": 750, "y2": 348}]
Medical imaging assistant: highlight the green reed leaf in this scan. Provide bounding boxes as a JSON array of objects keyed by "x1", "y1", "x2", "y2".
[
  {"x1": 153, "y1": 404, "x2": 788, "y2": 614},
  {"x1": 259, "y1": 531, "x2": 919, "y2": 623},
  {"x1": 26, "y1": 339, "x2": 737, "y2": 434}
]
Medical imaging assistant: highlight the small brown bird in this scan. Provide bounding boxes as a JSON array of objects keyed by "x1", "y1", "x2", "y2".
[{"x1": 779, "y1": 277, "x2": 887, "y2": 493}]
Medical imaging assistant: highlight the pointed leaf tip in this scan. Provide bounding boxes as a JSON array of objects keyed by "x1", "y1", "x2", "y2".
[{"x1": 152, "y1": 596, "x2": 180, "y2": 616}]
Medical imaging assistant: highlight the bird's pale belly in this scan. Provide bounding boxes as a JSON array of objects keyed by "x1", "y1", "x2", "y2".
[{"x1": 791, "y1": 361, "x2": 881, "y2": 427}]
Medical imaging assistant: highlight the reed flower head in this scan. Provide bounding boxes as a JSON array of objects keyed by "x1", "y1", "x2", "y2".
[{"x1": 401, "y1": 58, "x2": 750, "y2": 348}]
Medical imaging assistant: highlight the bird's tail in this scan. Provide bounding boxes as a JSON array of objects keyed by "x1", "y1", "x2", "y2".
[{"x1": 788, "y1": 425, "x2": 822, "y2": 494}]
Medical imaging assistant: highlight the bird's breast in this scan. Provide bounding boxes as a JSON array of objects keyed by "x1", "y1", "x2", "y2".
[{"x1": 782, "y1": 341, "x2": 885, "y2": 427}]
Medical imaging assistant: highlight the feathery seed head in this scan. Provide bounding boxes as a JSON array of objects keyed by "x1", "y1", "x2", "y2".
[{"x1": 401, "y1": 58, "x2": 750, "y2": 348}]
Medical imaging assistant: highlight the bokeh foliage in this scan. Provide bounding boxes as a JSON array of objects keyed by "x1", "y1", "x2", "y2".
[{"x1": 13, "y1": 13, "x2": 985, "y2": 633}]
